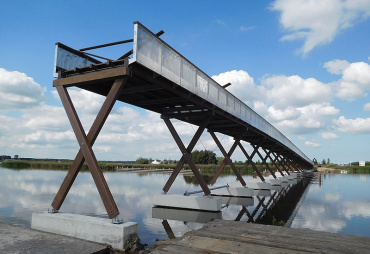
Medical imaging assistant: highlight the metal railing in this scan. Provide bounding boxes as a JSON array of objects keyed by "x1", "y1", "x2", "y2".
[{"x1": 130, "y1": 22, "x2": 311, "y2": 164}]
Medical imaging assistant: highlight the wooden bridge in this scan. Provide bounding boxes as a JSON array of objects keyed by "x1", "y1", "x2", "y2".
[{"x1": 51, "y1": 22, "x2": 314, "y2": 221}]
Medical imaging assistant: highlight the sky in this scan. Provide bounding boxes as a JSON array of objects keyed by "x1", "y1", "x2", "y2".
[{"x1": 0, "y1": 0, "x2": 369, "y2": 164}]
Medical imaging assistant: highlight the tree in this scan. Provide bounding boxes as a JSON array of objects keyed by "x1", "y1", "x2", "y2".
[
  {"x1": 136, "y1": 157, "x2": 149, "y2": 164},
  {"x1": 322, "y1": 158, "x2": 326, "y2": 165},
  {"x1": 327, "y1": 158, "x2": 330, "y2": 164},
  {"x1": 191, "y1": 150, "x2": 217, "y2": 164}
]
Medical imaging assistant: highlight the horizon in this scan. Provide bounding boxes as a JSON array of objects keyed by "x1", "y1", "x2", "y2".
[{"x1": 1, "y1": 1, "x2": 370, "y2": 164}]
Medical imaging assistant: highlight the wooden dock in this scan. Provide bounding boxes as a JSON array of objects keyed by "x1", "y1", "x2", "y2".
[
  {"x1": 147, "y1": 220, "x2": 370, "y2": 254},
  {"x1": 0, "y1": 222, "x2": 110, "y2": 254}
]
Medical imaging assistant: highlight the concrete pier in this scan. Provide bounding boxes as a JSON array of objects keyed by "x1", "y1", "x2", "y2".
[
  {"x1": 31, "y1": 212, "x2": 138, "y2": 251},
  {"x1": 211, "y1": 186, "x2": 254, "y2": 197},
  {"x1": 153, "y1": 194, "x2": 222, "y2": 211}
]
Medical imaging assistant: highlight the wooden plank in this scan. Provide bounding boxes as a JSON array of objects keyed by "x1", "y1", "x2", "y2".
[
  {"x1": 53, "y1": 66, "x2": 130, "y2": 87},
  {"x1": 148, "y1": 220, "x2": 370, "y2": 254}
]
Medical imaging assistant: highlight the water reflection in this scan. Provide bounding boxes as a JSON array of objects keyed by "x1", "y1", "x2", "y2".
[
  {"x1": 1, "y1": 166, "x2": 368, "y2": 247},
  {"x1": 291, "y1": 173, "x2": 370, "y2": 237}
]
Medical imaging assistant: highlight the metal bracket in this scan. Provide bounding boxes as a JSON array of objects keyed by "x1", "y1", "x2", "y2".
[
  {"x1": 48, "y1": 208, "x2": 59, "y2": 214},
  {"x1": 111, "y1": 215, "x2": 123, "y2": 224}
]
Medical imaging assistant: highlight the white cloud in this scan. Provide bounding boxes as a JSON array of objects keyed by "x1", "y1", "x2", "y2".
[
  {"x1": 267, "y1": 106, "x2": 301, "y2": 121},
  {"x1": 325, "y1": 192, "x2": 341, "y2": 202},
  {"x1": 335, "y1": 62, "x2": 370, "y2": 101},
  {"x1": 342, "y1": 201, "x2": 370, "y2": 219},
  {"x1": 305, "y1": 140, "x2": 321, "y2": 147},
  {"x1": 271, "y1": 0, "x2": 370, "y2": 55},
  {"x1": 212, "y1": 70, "x2": 264, "y2": 105},
  {"x1": 240, "y1": 25, "x2": 256, "y2": 31},
  {"x1": 324, "y1": 59, "x2": 350, "y2": 75},
  {"x1": 321, "y1": 132, "x2": 339, "y2": 139},
  {"x1": 363, "y1": 102, "x2": 370, "y2": 111},
  {"x1": 23, "y1": 104, "x2": 70, "y2": 131},
  {"x1": 336, "y1": 116, "x2": 370, "y2": 134},
  {"x1": 262, "y1": 75, "x2": 332, "y2": 108},
  {"x1": 0, "y1": 68, "x2": 45, "y2": 110},
  {"x1": 213, "y1": 70, "x2": 339, "y2": 135},
  {"x1": 298, "y1": 136, "x2": 306, "y2": 141}
]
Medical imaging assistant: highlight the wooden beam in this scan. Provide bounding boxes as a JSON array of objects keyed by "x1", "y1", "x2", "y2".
[{"x1": 53, "y1": 66, "x2": 130, "y2": 87}]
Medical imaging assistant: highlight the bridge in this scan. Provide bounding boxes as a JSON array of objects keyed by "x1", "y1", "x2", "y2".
[{"x1": 50, "y1": 22, "x2": 313, "y2": 221}]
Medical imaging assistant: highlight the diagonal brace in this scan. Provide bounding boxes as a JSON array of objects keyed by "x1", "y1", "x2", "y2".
[
  {"x1": 162, "y1": 115, "x2": 212, "y2": 193},
  {"x1": 255, "y1": 148, "x2": 277, "y2": 179},
  {"x1": 162, "y1": 115, "x2": 211, "y2": 196},
  {"x1": 52, "y1": 78, "x2": 127, "y2": 212},
  {"x1": 209, "y1": 131, "x2": 246, "y2": 186},
  {"x1": 238, "y1": 143, "x2": 265, "y2": 182},
  {"x1": 55, "y1": 82, "x2": 125, "y2": 218}
]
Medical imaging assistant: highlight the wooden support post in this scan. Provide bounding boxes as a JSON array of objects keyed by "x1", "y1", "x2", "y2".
[
  {"x1": 277, "y1": 154, "x2": 290, "y2": 175},
  {"x1": 52, "y1": 78, "x2": 127, "y2": 213},
  {"x1": 162, "y1": 220, "x2": 176, "y2": 239},
  {"x1": 162, "y1": 116, "x2": 212, "y2": 193},
  {"x1": 209, "y1": 131, "x2": 246, "y2": 186},
  {"x1": 238, "y1": 143, "x2": 265, "y2": 182},
  {"x1": 55, "y1": 81, "x2": 127, "y2": 219},
  {"x1": 266, "y1": 151, "x2": 285, "y2": 176},
  {"x1": 235, "y1": 206, "x2": 247, "y2": 221},
  {"x1": 254, "y1": 148, "x2": 277, "y2": 179},
  {"x1": 162, "y1": 115, "x2": 211, "y2": 196}
]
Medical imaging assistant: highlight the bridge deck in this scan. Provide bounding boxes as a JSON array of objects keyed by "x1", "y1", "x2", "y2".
[
  {"x1": 53, "y1": 22, "x2": 312, "y2": 166},
  {"x1": 148, "y1": 220, "x2": 370, "y2": 254}
]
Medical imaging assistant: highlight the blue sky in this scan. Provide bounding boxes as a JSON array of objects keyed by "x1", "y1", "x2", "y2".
[{"x1": 1, "y1": 0, "x2": 369, "y2": 164}]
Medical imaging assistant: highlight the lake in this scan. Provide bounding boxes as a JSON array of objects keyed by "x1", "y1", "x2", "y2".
[{"x1": 0, "y1": 165, "x2": 369, "y2": 247}]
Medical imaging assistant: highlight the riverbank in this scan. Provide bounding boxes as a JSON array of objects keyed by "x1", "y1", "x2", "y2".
[{"x1": 0, "y1": 160, "x2": 255, "y2": 174}]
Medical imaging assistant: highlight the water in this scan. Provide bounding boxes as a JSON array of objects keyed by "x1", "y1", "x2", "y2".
[
  {"x1": 291, "y1": 173, "x2": 370, "y2": 237},
  {"x1": 0, "y1": 166, "x2": 369, "y2": 247}
]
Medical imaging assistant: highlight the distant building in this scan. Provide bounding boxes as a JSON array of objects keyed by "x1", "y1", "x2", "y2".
[
  {"x1": 14, "y1": 155, "x2": 19, "y2": 159},
  {"x1": 151, "y1": 159, "x2": 161, "y2": 165}
]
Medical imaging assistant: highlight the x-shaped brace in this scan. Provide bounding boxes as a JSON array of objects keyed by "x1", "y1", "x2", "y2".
[
  {"x1": 238, "y1": 142, "x2": 265, "y2": 182},
  {"x1": 161, "y1": 115, "x2": 211, "y2": 196},
  {"x1": 161, "y1": 115, "x2": 212, "y2": 194},
  {"x1": 265, "y1": 150, "x2": 285, "y2": 176},
  {"x1": 276, "y1": 154, "x2": 291, "y2": 175},
  {"x1": 208, "y1": 131, "x2": 246, "y2": 186},
  {"x1": 254, "y1": 148, "x2": 277, "y2": 179},
  {"x1": 51, "y1": 77, "x2": 128, "y2": 219}
]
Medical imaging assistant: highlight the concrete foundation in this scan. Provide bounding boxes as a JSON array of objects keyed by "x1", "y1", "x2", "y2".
[
  {"x1": 270, "y1": 185, "x2": 283, "y2": 191},
  {"x1": 267, "y1": 178, "x2": 281, "y2": 186},
  {"x1": 245, "y1": 181, "x2": 271, "y2": 190},
  {"x1": 211, "y1": 186, "x2": 253, "y2": 197},
  {"x1": 278, "y1": 176, "x2": 290, "y2": 183},
  {"x1": 31, "y1": 212, "x2": 137, "y2": 251},
  {"x1": 152, "y1": 207, "x2": 222, "y2": 223},
  {"x1": 221, "y1": 196, "x2": 254, "y2": 207},
  {"x1": 153, "y1": 194, "x2": 222, "y2": 211},
  {"x1": 254, "y1": 189, "x2": 271, "y2": 197}
]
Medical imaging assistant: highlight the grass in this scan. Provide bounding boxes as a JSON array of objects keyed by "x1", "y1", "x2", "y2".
[{"x1": 324, "y1": 163, "x2": 370, "y2": 173}]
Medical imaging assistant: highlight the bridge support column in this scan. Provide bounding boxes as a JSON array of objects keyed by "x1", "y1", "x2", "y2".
[
  {"x1": 276, "y1": 154, "x2": 291, "y2": 175},
  {"x1": 254, "y1": 147, "x2": 277, "y2": 179},
  {"x1": 238, "y1": 143, "x2": 265, "y2": 182},
  {"x1": 265, "y1": 150, "x2": 285, "y2": 177},
  {"x1": 161, "y1": 115, "x2": 211, "y2": 196},
  {"x1": 209, "y1": 131, "x2": 246, "y2": 186},
  {"x1": 52, "y1": 77, "x2": 128, "y2": 219},
  {"x1": 161, "y1": 116, "x2": 212, "y2": 194}
]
